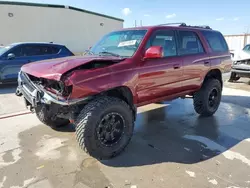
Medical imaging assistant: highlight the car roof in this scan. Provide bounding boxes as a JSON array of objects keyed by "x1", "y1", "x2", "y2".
[{"x1": 10, "y1": 42, "x2": 64, "y2": 47}]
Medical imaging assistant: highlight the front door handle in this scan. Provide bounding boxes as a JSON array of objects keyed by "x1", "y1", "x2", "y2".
[{"x1": 204, "y1": 61, "x2": 210, "y2": 65}]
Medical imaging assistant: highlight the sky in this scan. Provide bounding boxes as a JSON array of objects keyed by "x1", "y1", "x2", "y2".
[{"x1": 2, "y1": 0, "x2": 250, "y2": 35}]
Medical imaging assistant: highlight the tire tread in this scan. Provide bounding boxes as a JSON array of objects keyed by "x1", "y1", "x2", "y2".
[
  {"x1": 75, "y1": 96, "x2": 134, "y2": 159},
  {"x1": 193, "y1": 78, "x2": 222, "y2": 116}
]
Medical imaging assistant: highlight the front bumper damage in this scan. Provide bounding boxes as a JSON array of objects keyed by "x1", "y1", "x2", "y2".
[
  {"x1": 16, "y1": 71, "x2": 89, "y2": 109},
  {"x1": 231, "y1": 60, "x2": 250, "y2": 78}
]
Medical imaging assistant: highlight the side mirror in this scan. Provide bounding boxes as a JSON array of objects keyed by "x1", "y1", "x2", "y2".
[
  {"x1": 144, "y1": 46, "x2": 163, "y2": 59},
  {"x1": 7, "y1": 53, "x2": 15, "y2": 60}
]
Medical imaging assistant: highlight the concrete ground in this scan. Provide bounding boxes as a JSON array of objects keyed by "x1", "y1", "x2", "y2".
[{"x1": 0, "y1": 78, "x2": 250, "y2": 188}]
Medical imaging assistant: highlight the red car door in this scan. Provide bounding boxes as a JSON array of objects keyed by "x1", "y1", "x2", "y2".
[
  {"x1": 137, "y1": 29, "x2": 184, "y2": 105},
  {"x1": 177, "y1": 30, "x2": 211, "y2": 91}
]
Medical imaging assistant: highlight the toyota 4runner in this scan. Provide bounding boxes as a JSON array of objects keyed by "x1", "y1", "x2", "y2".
[{"x1": 16, "y1": 23, "x2": 232, "y2": 159}]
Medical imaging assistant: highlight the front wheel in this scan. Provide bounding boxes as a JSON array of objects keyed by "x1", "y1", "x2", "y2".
[
  {"x1": 193, "y1": 79, "x2": 222, "y2": 116},
  {"x1": 35, "y1": 105, "x2": 70, "y2": 128},
  {"x1": 75, "y1": 96, "x2": 134, "y2": 160}
]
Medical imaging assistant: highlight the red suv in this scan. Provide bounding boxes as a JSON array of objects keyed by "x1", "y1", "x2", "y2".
[{"x1": 16, "y1": 23, "x2": 232, "y2": 159}]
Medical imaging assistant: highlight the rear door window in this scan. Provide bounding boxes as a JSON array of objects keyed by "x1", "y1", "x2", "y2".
[
  {"x1": 22, "y1": 45, "x2": 43, "y2": 56},
  {"x1": 40, "y1": 46, "x2": 60, "y2": 54},
  {"x1": 177, "y1": 30, "x2": 204, "y2": 55},
  {"x1": 201, "y1": 30, "x2": 229, "y2": 52}
]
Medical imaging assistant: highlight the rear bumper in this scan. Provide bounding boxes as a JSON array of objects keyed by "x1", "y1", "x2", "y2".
[{"x1": 16, "y1": 71, "x2": 89, "y2": 108}]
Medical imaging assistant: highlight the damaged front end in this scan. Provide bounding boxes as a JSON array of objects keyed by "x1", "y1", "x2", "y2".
[
  {"x1": 16, "y1": 71, "x2": 91, "y2": 120},
  {"x1": 16, "y1": 56, "x2": 125, "y2": 121},
  {"x1": 231, "y1": 58, "x2": 250, "y2": 78}
]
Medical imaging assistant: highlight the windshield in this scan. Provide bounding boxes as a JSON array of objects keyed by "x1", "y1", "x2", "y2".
[
  {"x1": 243, "y1": 44, "x2": 250, "y2": 53},
  {"x1": 90, "y1": 29, "x2": 147, "y2": 57},
  {"x1": 0, "y1": 45, "x2": 12, "y2": 56}
]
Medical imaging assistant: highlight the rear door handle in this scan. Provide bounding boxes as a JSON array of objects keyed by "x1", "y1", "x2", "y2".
[
  {"x1": 173, "y1": 64, "x2": 180, "y2": 69},
  {"x1": 204, "y1": 61, "x2": 210, "y2": 65}
]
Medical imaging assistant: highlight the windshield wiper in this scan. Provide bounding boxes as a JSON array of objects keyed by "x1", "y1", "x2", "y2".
[{"x1": 99, "y1": 51, "x2": 121, "y2": 57}]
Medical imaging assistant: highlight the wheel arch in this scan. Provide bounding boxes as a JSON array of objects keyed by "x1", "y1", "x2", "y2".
[
  {"x1": 101, "y1": 86, "x2": 137, "y2": 120},
  {"x1": 203, "y1": 69, "x2": 223, "y2": 88}
]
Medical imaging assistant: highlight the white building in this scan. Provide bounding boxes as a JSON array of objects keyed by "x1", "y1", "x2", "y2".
[
  {"x1": 224, "y1": 34, "x2": 250, "y2": 52},
  {"x1": 0, "y1": 1, "x2": 124, "y2": 54}
]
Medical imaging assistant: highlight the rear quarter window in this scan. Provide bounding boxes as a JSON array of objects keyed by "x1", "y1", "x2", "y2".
[
  {"x1": 201, "y1": 30, "x2": 229, "y2": 52},
  {"x1": 61, "y1": 46, "x2": 74, "y2": 55}
]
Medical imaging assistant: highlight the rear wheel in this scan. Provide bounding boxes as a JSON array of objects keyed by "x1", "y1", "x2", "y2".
[
  {"x1": 228, "y1": 72, "x2": 240, "y2": 82},
  {"x1": 35, "y1": 105, "x2": 69, "y2": 128},
  {"x1": 75, "y1": 96, "x2": 134, "y2": 160},
  {"x1": 193, "y1": 79, "x2": 222, "y2": 116}
]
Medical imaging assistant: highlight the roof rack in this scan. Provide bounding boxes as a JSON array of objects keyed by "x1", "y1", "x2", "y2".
[
  {"x1": 183, "y1": 25, "x2": 212, "y2": 29},
  {"x1": 158, "y1": 23, "x2": 211, "y2": 29},
  {"x1": 158, "y1": 23, "x2": 187, "y2": 26}
]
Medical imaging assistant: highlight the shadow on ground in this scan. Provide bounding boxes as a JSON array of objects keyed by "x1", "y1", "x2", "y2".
[{"x1": 100, "y1": 94, "x2": 250, "y2": 167}]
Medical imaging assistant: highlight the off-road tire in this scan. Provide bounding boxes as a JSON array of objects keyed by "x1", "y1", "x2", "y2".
[
  {"x1": 193, "y1": 79, "x2": 222, "y2": 116},
  {"x1": 228, "y1": 72, "x2": 240, "y2": 82},
  {"x1": 35, "y1": 105, "x2": 70, "y2": 128},
  {"x1": 75, "y1": 96, "x2": 134, "y2": 160}
]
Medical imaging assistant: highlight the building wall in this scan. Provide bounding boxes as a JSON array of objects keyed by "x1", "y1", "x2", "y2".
[
  {"x1": 0, "y1": 4, "x2": 123, "y2": 54},
  {"x1": 224, "y1": 34, "x2": 250, "y2": 52}
]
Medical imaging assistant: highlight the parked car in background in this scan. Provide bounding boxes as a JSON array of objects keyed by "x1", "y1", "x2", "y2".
[
  {"x1": 0, "y1": 42, "x2": 74, "y2": 84},
  {"x1": 229, "y1": 44, "x2": 250, "y2": 82}
]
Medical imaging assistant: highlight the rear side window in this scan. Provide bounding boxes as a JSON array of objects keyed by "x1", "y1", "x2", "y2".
[
  {"x1": 201, "y1": 31, "x2": 229, "y2": 52},
  {"x1": 177, "y1": 31, "x2": 204, "y2": 55}
]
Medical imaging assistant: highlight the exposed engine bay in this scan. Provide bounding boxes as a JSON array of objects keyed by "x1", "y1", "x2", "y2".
[{"x1": 23, "y1": 59, "x2": 121, "y2": 98}]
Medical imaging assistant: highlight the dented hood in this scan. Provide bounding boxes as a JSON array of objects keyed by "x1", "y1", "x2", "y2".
[{"x1": 21, "y1": 55, "x2": 122, "y2": 81}]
